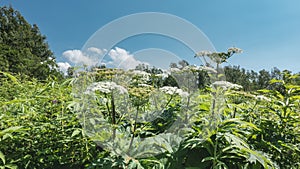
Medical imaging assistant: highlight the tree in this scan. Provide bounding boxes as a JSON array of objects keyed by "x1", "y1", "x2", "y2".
[
  {"x1": 257, "y1": 69, "x2": 271, "y2": 89},
  {"x1": 0, "y1": 6, "x2": 60, "y2": 79},
  {"x1": 224, "y1": 66, "x2": 253, "y2": 91}
]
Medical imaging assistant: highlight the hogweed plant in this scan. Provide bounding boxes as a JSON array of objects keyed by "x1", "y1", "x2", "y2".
[
  {"x1": 72, "y1": 47, "x2": 279, "y2": 168},
  {"x1": 188, "y1": 48, "x2": 277, "y2": 168},
  {"x1": 74, "y1": 68, "x2": 196, "y2": 160}
]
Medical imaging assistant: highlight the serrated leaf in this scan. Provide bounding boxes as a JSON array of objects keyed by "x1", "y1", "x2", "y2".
[{"x1": 224, "y1": 133, "x2": 249, "y2": 149}]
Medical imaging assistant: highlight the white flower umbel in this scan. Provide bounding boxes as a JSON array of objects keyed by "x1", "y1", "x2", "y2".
[
  {"x1": 228, "y1": 47, "x2": 243, "y2": 54},
  {"x1": 155, "y1": 71, "x2": 170, "y2": 80},
  {"x1": 85, "y1": 81, "x2": 128, "y2": 94},
  {"x1": 196, "y1": 50, "x2": 212, "y2": 57},
  {"x1": 170, "y1": 68, "x2": 181, "y2": 72},
  {"x1": 131, "y1": 70, "x2": 151, "y2": 82},
  {"x1": 180, "y1": 65, "x2": 199, "y2": 72},
  {"x1": 199, "y1": 66, "x2": 218, "y2": 74},
  {"x1": 255, "y1": 95, "x2": 271, "y2": 102},
  {"x1": 155, "y1": 73, "x2": 168, "y2": 80},
  {"x1": 212, "y1": 81, "x2": 243, "y2": 90},
  {"x1": 159, "y1": 86, "x2": 189, "y2": 97},
  {"x1": 137, "y1": 83, "x2": 151, "y2": 87}
]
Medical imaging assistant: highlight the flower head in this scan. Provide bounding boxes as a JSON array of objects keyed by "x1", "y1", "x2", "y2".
[
  {"x1": 85, "y1": 81, "x2": 128, "y2": 94},
  {"x1": 195, "y1": 50, "x2": 212, "y2": 57},
  {"x1": 228, "y1": 47, "x2": 243, "y2": 54},
  {"x1": 131, "y1": 70, "x2": 151, "y2": 82},
  {"x1": 159, "y1": 86, "x2": 189, "y2": 97},
  {"x1": 212, "y1": 81, "x2": 243, "y2": 90},
  {"x1": 155, "y1": 72, "x2": 169, "y2": 80},
  {"x1": 170, "y1": 68, "x2": 180, "y2": 72},
  {"x1": 199, "y1": 66, "x2": 217, "y2": 74},
  {"x1": 255, "y1": 95, "x2": 271, "y2": 102}
]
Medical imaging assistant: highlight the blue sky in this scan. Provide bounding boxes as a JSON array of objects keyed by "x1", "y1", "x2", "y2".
[{"x1": 1, "y1": 0, "x2": 300, "y2": 72}]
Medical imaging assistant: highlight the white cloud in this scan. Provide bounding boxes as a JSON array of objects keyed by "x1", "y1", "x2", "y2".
[
  {"x1": 61, "y1": 47, "x2": 145, "y2": 70},
  {"x1": 87, "y1": 47, "x2": 107, "y2": 55},
  {"x1": 62, "y1": 49, "x2": 97, "y2": 66},
  {"x1": 57, "y1": 62, "x2": 71, "y2": 75},
  {"x1": 108, "y1": 47, "x2": 145, "y2": 70}
]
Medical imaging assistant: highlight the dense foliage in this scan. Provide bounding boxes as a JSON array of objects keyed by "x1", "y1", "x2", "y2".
[
  {"x1": 0, "y1": 5, "x2": 299, "y2": 169},
  {"x1": 0, "y1": 65, "x2": 299, "y2": 168},
  {"x1": 0, "y1": 6, "x2": 60, "y2": 80}
]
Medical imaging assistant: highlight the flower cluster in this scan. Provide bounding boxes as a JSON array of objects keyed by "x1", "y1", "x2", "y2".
[
  {"x1": 199, "y1": 66, "x2": 217, "y2": 74},
  {"x1": 131, "y1": 70, "x2": 151, "y2": 82},
  {"x1": 195, "y1": 50, "x2": 212, "y2": 57},
  {"x1": 159, "y1": 86, "x2": 189, "y2": 97},
  {"x1": 212, "y1": 81, "x2": 243, "y2": 90},
  {"x1": 129, "y1": 85, "x2": 153, "y2": 98},
  {"x1": 228, "y1": 47, "x2": 243, "y2": 54},
  {"x1": 169, "y1": 65, "x2": 217, "y2": 74},
  {"x1": 85, "y1": 81, "x2": 128, "y2": 94},
  {"x1": 195, "y1": 47, "x2": 242, "y2": 65},
  {"x1": 170, "y1": 67, "x2": 181, "y2": 72},
  {"x1": 255, "y1": 95, "x2": 271, "y2": 102},
  {"x1": 155, "y1": 72, "x2": 169, "y2": 80}
]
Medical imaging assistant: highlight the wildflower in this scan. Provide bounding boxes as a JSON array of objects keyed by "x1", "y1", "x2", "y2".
[
  {"x1": 159, "y1": 86, "x2": 189, "y2": 97},
  {"x1": 195, "y1": 50, "x2": 212, "y2": 57},
  {"x1": 199, "y1": 66, "x2": 217, "y2": 74},
  {"x1": 131, "y1": 70, "x2": 151, "y2": 82},
  {"x1": 255, "y1": 95, "x2": 271, "y2": 102},
  {"x1": 129, "y1": 85, "x2": 154, "y2": 100},
  {"x1": 207, "y1": 52, "x2": 224, "y2": 64},
  {"x1": 170, "y1": 68, "x2": 180, "y2": 72},
  {"x1": 132, "y1": 70, "x2": 150, "y2": 77},
  {"x1": 177, "y1": 89, "x2": 189, "y2": 97},
  {"x1": 85, "y1": 81, "x2": 128, "y2": 94},
  {"x1": 228, "y1": 47, "x2": 243, "y2": 54},
  {"x1": 180, "y1": 65, "x2": 199, "y2": 72},
  {"x1": 155, "y1": 72, "x2": 169, "y2": 80},
  {"x1": 212, "y1": 81, "x2": 243, "y2": 90},
  {"x1": 138, "y1": 84, "x2": 151, "y2": 87}
]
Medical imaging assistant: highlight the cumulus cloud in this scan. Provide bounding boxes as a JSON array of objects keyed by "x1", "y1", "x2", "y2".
[
  {"x1": 62, "y1": 49, "x2": 99, "y2": 67},
  {"x1": 87, "y1": 47, "x2": 107, "y2": 55},
  {"x1": 108, "y1": 47, "x2": 145, "y2": 70},
  {"x1": 61, "y1": 47, "x2": 145, "y2": 70},
  {"x1": 57, "y1": 62, "x2": 71, "y2": 75}
]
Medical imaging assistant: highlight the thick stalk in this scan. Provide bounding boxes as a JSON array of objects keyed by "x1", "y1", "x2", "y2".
[
  {"x1": 111, "y1": 92, "x2": 116, "y2": 140},
  {"x1": 128, "y1": 105, "x2": 139, "y2": 152}
]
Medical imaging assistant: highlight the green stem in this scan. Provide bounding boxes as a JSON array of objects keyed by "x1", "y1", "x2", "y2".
[
  {"x1": 164, "y1": 95, "x2": 173, "y2": 109},
  {"x1": 213, "y1": 129, "x2": 219, "y2": 168},
  {"x1": 110, "y1": 92, "x2": 116, "y2": 140},
  {"x1": 128, "y1": 105, "x2": 139, "y2": 152}
]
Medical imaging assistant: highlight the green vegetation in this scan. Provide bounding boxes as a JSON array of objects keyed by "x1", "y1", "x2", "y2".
[
  {"x1": 0, "y1": 5, "x2": 299, "y2": 169},
  {"x1": 0, "y1": 6, "x2": 61, "y2": 80},
  {"x1": 1, "y1": 58, "x2": 299, "y2": 169}
]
